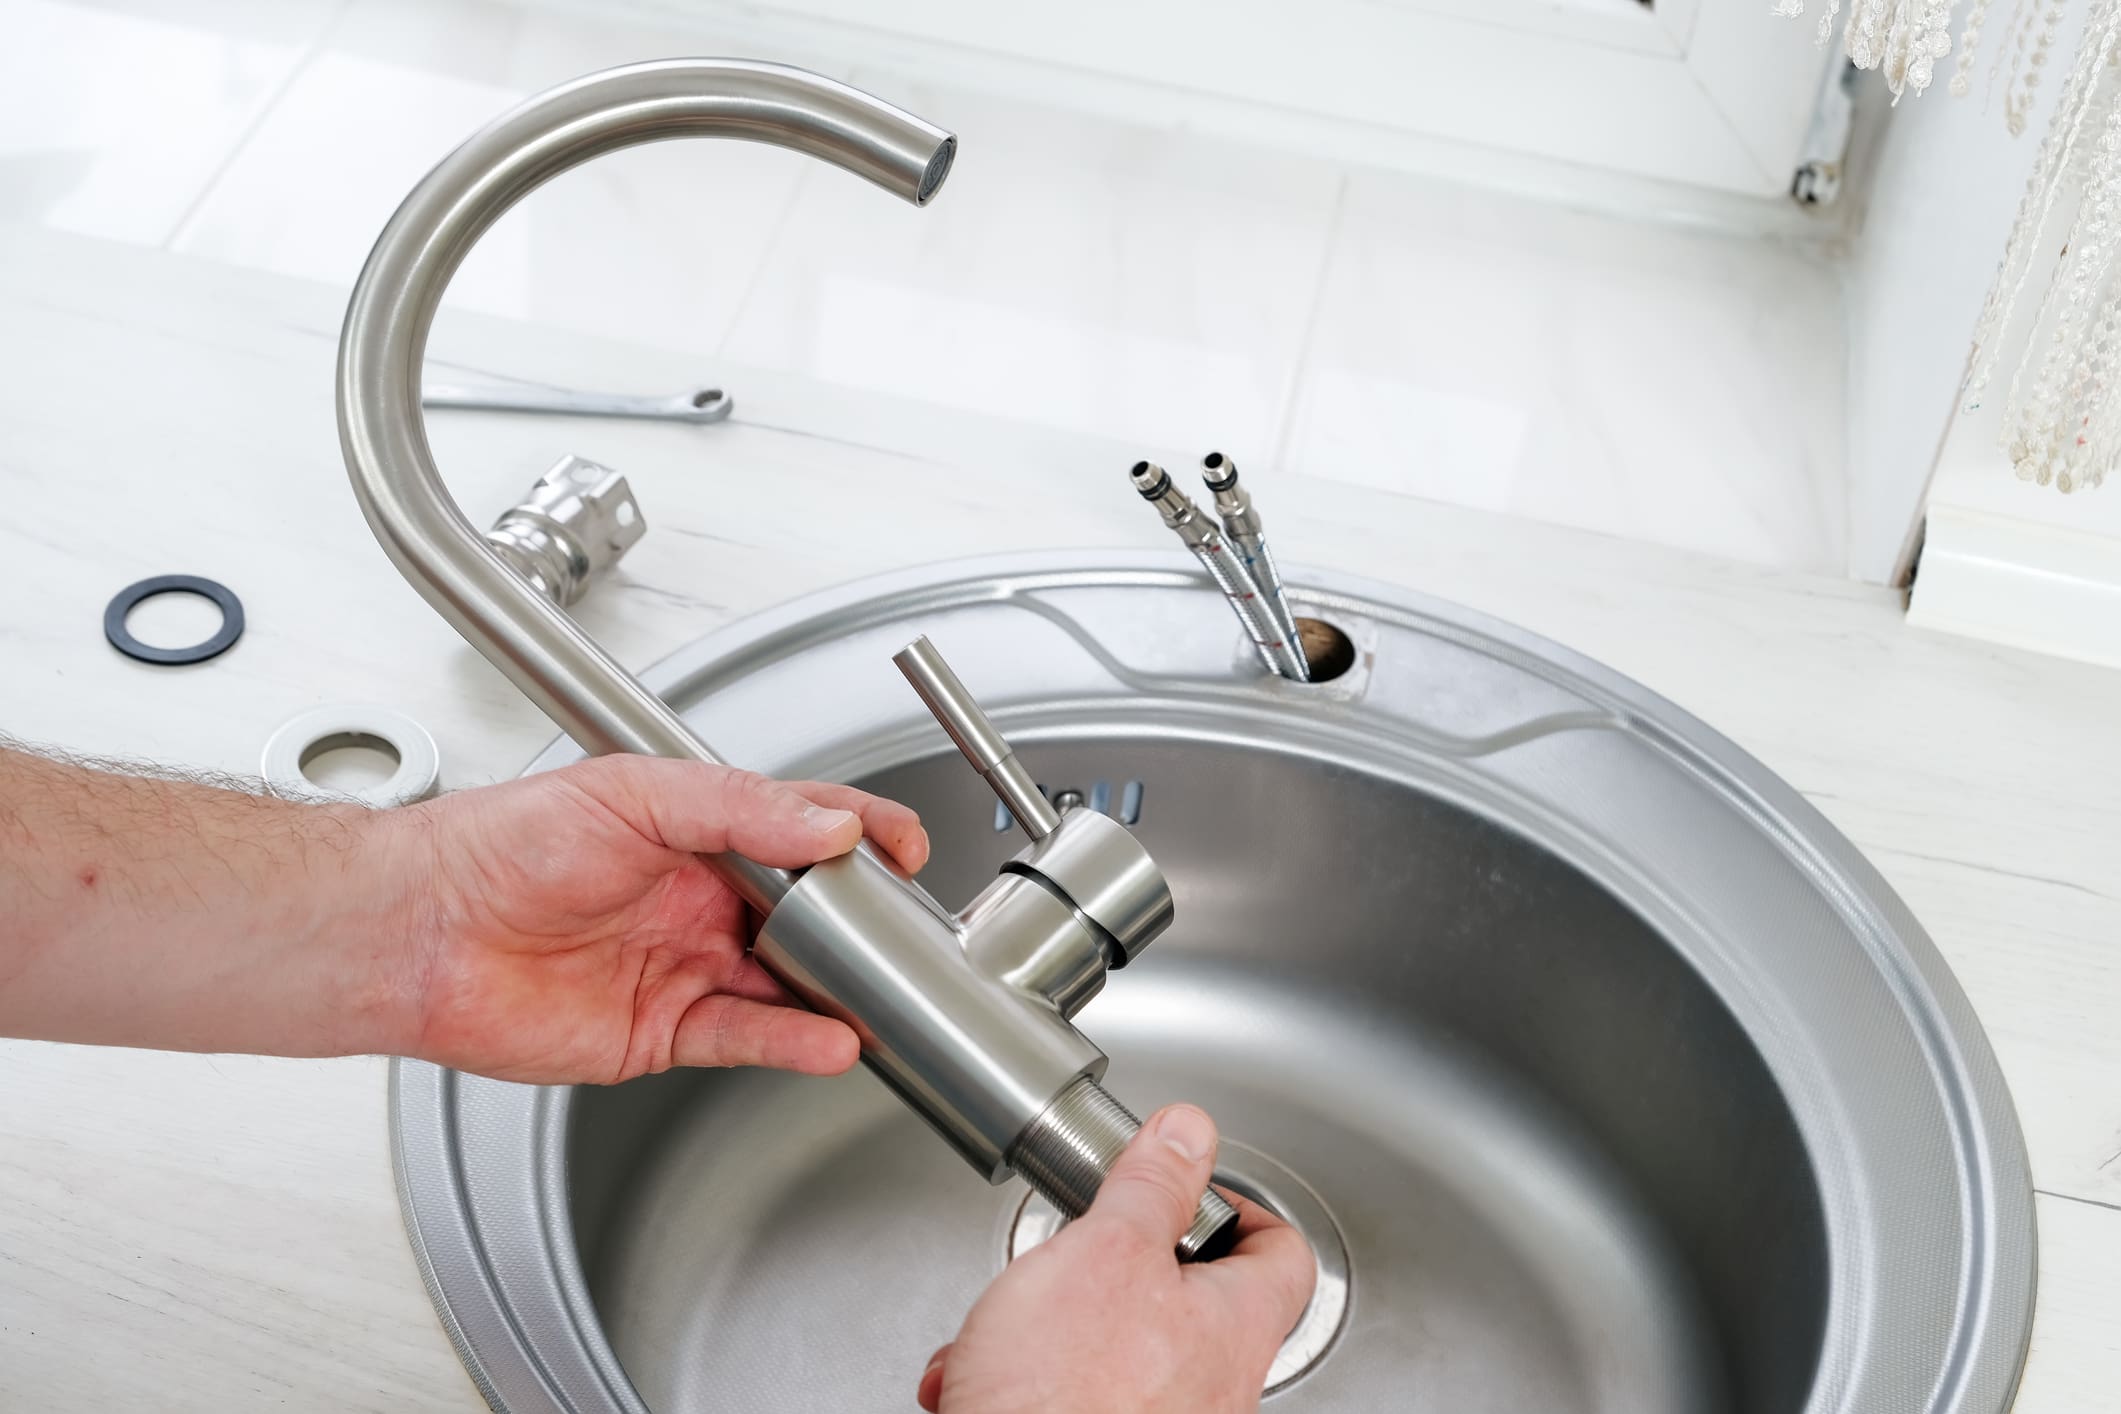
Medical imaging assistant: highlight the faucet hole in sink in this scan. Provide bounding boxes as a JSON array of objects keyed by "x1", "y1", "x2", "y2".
[{"x1": 1294, "y1": 617, "x2": 1356, "y2": 683}]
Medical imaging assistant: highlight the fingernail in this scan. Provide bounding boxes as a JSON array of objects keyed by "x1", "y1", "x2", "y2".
[
  {"x1": 922, "y1": 1353, "x2": 945, "y2": 1377},
  {"x1": 804, "y1": 805, "x2": 858, "y2": 833},
  {"x1": 1153, "y1": 1105, "x2": 1214, "y2": 1164}
]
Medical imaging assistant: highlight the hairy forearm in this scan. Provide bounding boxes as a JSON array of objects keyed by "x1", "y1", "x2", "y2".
[{"x1": 0, "y1": 745, "x2": 422, "y2": 1057}]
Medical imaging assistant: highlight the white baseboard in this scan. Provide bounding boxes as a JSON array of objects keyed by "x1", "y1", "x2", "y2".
[{"x1": 1907, "y1": 504, "x2": 2121, "y2": 670}]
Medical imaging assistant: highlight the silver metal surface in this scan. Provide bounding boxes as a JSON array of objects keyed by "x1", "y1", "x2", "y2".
[
  {"x1": 424, "y1": 379, "x2": 733, "y2": 424},
  {"x1": 1007, "y1": 806, "x2": 1173, "y2": 965},
  {"x1": 1201, "y1": 451, "x2": 1305, "y2": 664},
  {"x1": 955, "y1": 872, "x2": 1113, "y2": 1019},
  {"x1": 259, "y1": 704, "x2": 440, "y2": 809},
  {"x1": 390, "y1": 552, "x2": 2036, "y2": 1414},
  {"x1": 1130, "y1": 460, "x2": 1309, "y2": 681},
  {"x1": 1007, "y1": 1076, "x2": 1241, "y2": 1262},
  {"x1": 749, "y1": 846, "x2": 1108, "y2": 1180},
  {"x1": 894, "y1": 635, "x2": 1059, "y2": 840},
  {"x1": 336, "y1": 57, "x2": 959, "y2": 915},
  {"x1": 485, "y1": 456, "x2": 645, "y2": 607}
]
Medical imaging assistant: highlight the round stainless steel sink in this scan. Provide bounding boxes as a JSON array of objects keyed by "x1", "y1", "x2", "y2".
[{"x1": 392, "y1": 552, "x2": 2034, "y2": 1414}]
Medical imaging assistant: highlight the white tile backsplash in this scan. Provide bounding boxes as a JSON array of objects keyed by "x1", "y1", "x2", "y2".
[
  {"x1": 0, "y1": 0, "x2": 1852, "y2": 575},
  {"x1": 1283, "y1": 173, "x2": 1847, "y2": 571},
  {"x1": 167, "y1": 0, "x2": 828, "y2": 350},
  {"x1": 0, "y1": 0, "x2": 340, "y2": 243},
  {"x1": 719, "y1": 69, "x2": 1345, "y2": 459}
]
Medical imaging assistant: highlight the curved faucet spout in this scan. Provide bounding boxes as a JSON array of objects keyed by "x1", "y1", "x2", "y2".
[{"x1": 335, "y1": 61, "x2": 955, "y2": 911}]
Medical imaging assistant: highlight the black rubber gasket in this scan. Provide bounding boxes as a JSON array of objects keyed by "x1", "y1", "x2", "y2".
[{"x1": 103, "y1": 575, "x2": 245, "y2": 666}]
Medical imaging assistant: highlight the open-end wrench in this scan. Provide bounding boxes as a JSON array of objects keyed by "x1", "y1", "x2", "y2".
[{"x1": 422, "y1": 379, "x2": 733, "y2": 424}]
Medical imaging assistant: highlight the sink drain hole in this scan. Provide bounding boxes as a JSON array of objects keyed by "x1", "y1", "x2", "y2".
[
  {"x1": 1294, "y1": 617, "x2": 1356, "y2": 684},
  {"x1": 1004, "y1": 1140, "x2": 1349, "y2": 1393}
]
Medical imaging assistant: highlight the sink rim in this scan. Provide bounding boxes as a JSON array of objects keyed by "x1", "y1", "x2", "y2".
[{"x1": 391, "y1": 549, "x2": 2036, "y2": 1414}]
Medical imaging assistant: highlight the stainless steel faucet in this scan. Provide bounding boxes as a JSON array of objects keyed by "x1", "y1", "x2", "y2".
[{"x1": 335, "y1": 59, "x2": 1236, "y2": 1259}]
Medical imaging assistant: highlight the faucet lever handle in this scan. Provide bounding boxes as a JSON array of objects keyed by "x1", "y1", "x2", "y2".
[{"x1": 894, "y1": 636, "x2": 1060, "y2": 842}]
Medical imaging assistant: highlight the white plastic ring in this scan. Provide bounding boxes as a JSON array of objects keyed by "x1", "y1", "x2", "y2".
[{"x1": 261, "y1": 705, "x2": 441, "y2": 809}]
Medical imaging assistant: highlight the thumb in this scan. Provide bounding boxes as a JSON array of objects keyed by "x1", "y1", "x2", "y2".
[{"x1": 1083, "y1": 1104, "x2": 1220, "y2": 1253}]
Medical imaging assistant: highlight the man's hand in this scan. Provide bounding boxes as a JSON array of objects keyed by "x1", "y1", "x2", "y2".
[
  {"x1": 918, "y1": 1105, "x2": 1316, "y2": 1414},
  {"x1": 0, "y1": 745, "x2": 921, "y2": 1079},
  {"x1": 381, "y1": 756, "x2": 927, "y2": 1085}
]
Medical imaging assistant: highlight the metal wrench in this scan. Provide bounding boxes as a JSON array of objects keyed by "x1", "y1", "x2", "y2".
[{"x1": 422, "y1": 379, "x2": 733, "y2": 424}]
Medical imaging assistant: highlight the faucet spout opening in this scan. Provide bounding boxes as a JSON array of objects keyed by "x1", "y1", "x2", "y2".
[{"x1": 917, "y1": 135, "x2": 957, "y2": 205}]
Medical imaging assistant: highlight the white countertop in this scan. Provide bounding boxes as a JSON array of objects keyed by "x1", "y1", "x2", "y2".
[{"x1": 1, "y1": 221, "x2": 2116, "y2": 1411}]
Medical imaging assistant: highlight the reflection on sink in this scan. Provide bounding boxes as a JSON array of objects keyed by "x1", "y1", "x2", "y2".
[
  {"x1": 390, "y1": 553, "x2": 2034, "y2": 1414},
  {"x1": 572, "y1": 742, "x2": 1819, "y2": 1412}
]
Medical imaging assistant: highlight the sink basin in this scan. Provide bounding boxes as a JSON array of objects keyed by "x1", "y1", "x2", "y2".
[{"x1": 392, "y1": 553, "x2": 2033, "y2": 1413}]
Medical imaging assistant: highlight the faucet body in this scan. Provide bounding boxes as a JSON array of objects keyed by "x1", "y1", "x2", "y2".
[{"x1": 335, "y1": 60, "x2": 1234, "y2": 1257}]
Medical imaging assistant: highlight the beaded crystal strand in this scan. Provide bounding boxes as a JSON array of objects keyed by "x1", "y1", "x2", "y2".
[
  {"x1": 1794, "y1": 0, "x2": 1955, "y2": 98},
  {"x1": 2079, "y1": 132, "x2": 2121, "y2": 489},
  {"x1": 2009, "y1": 93, "x2": 2121, "y2": 487},
  {"x1": 2063, "y1": 281, "x2": 2121, "y2": 489},
  {"x1": 2024, "y1": 85, "x2": 2121, "y2": 489},
  {"x1": 1966, "y1": 0, "x2": 2121, "y2": 408},
  {"x1": 1985, "y1": 0, "x2": 2039, "y2": 106},
  {"x1": 1818, "y1": 0, "x2": 1846, "y2": 48},
  {"x1": 1952, "y1": 0, "x2": 1994, "y2": 96},
  {"x1": 2006, "y1": 0, "x2": 2069, "y2": 135},
  {"x1": 1906, "y1": 0, "x2": 1959, "y2": 96},
  {"x1": 1845, "y1": 0, "x2": 1890, "y2": 69}
]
